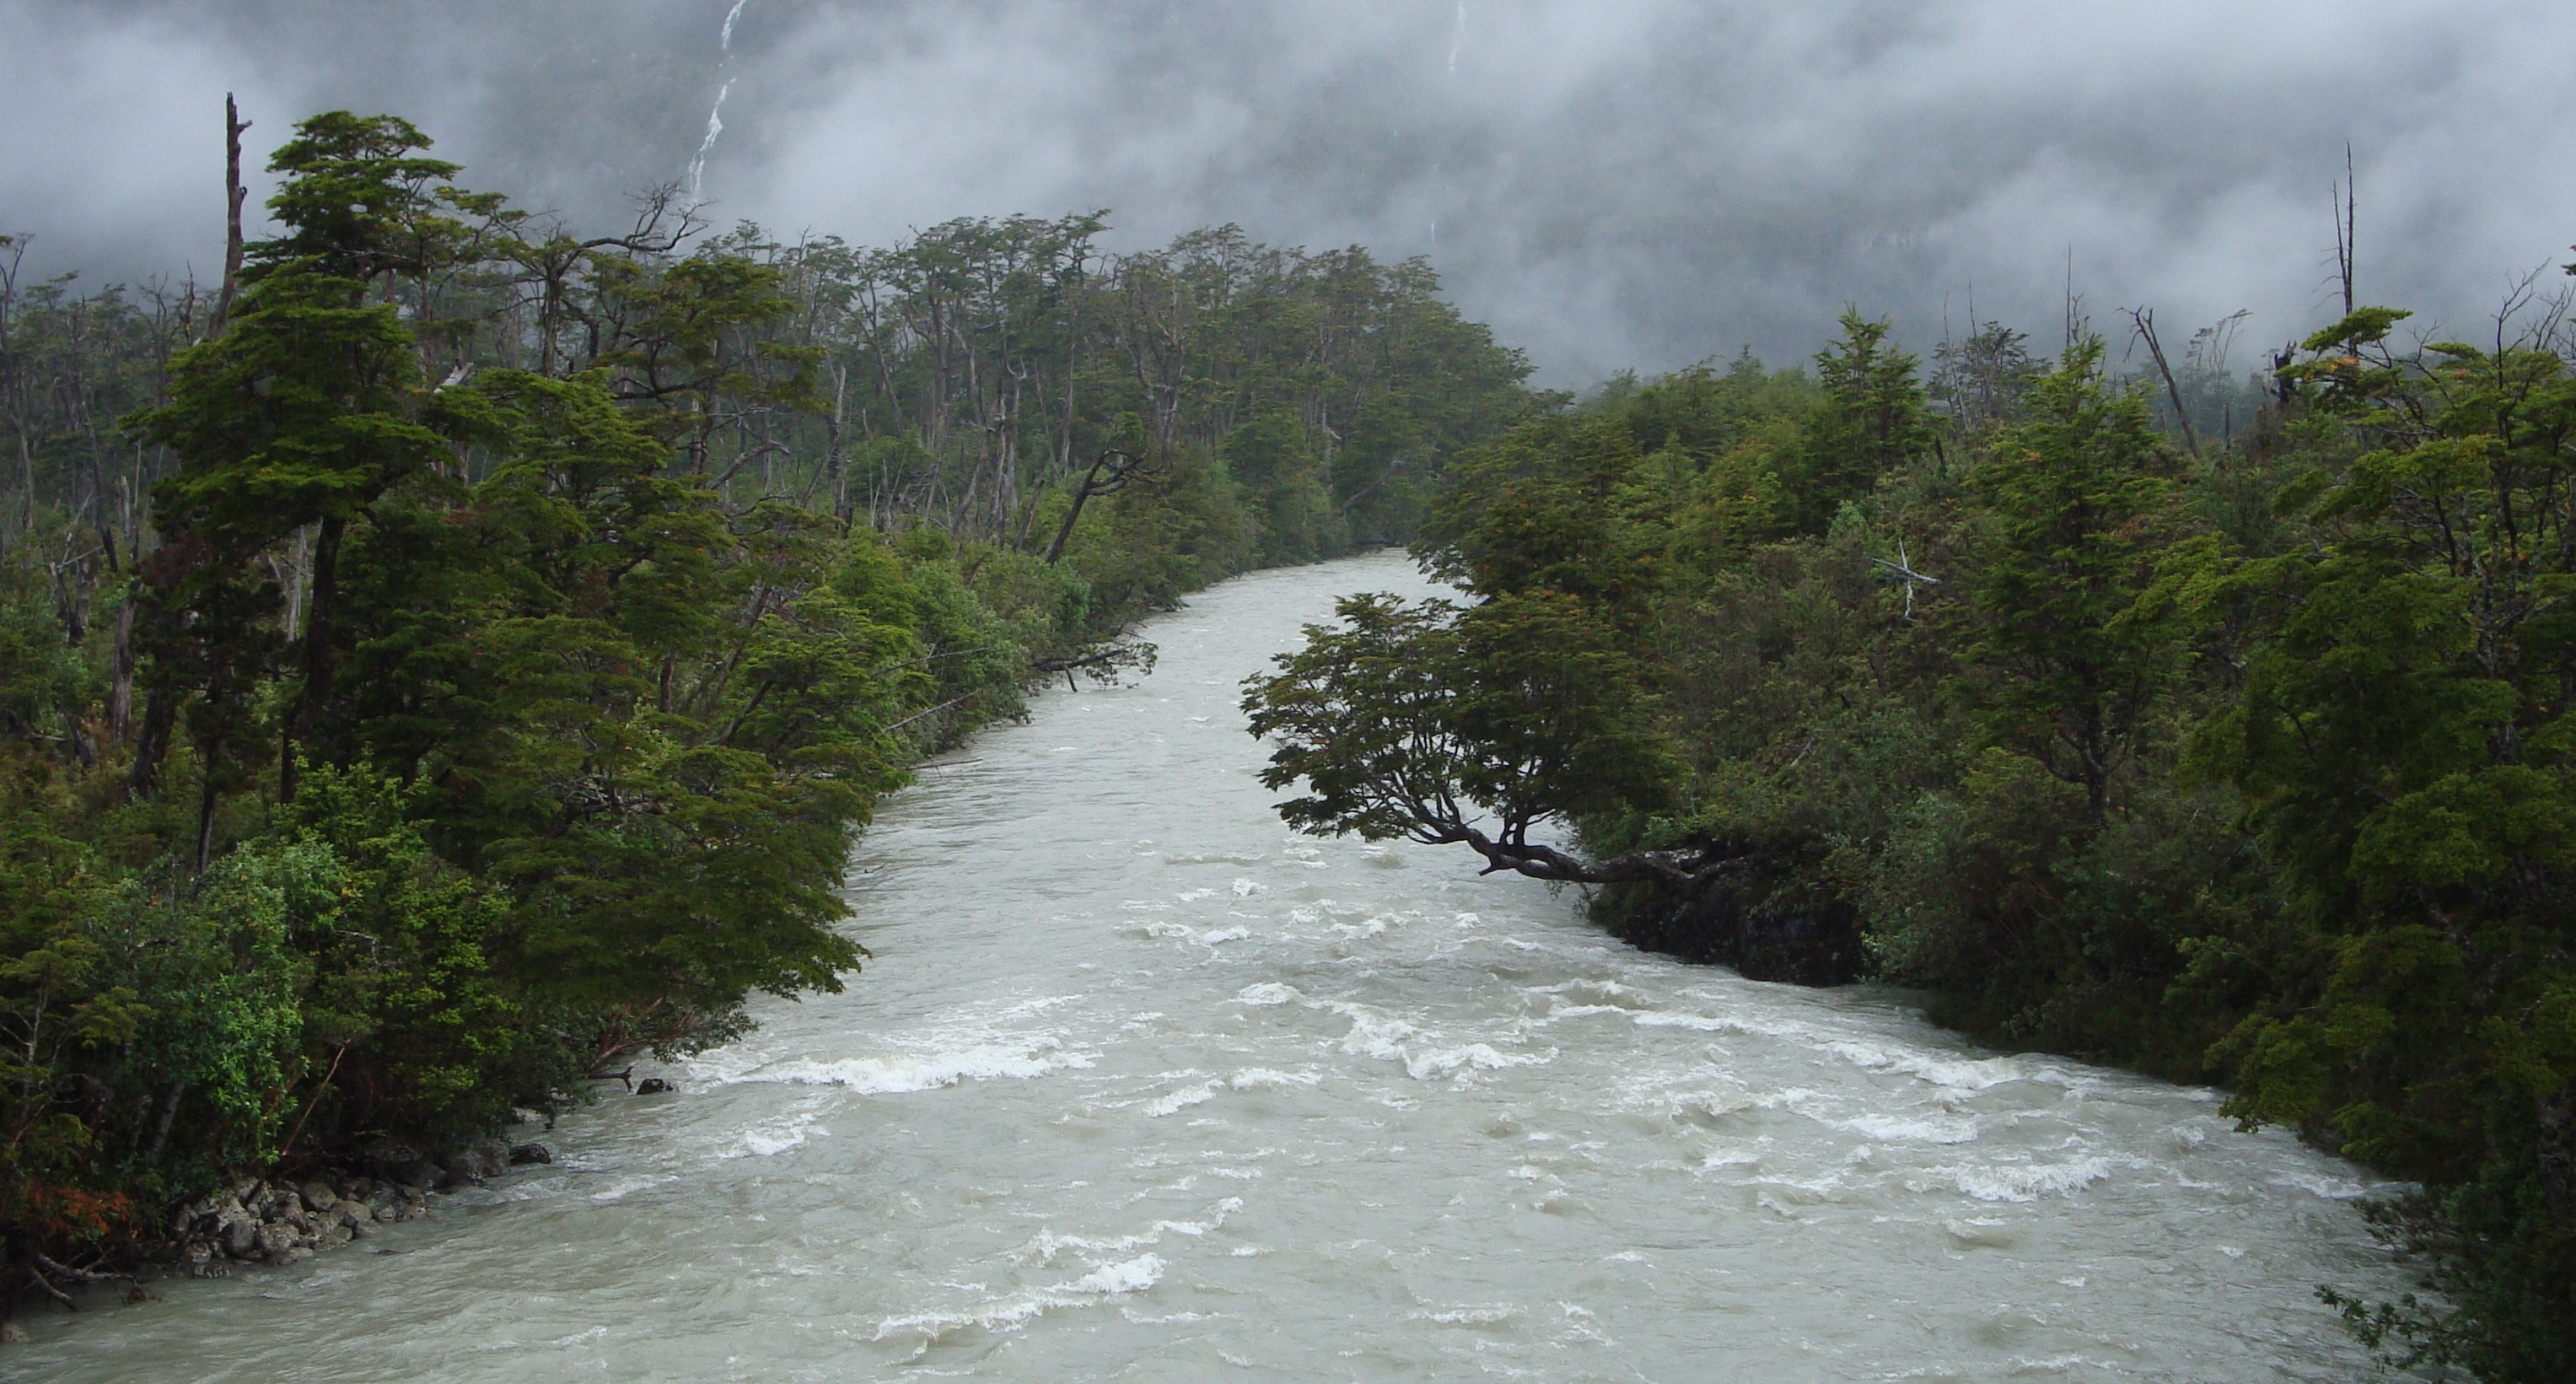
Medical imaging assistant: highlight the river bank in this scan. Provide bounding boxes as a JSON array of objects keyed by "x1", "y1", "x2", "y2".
[{"x1": 8, "y1": 554, "x2": 2411, "y2": 1382}]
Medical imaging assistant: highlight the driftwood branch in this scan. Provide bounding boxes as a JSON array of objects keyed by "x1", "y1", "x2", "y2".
[{"x1": 1424, "y1": 822, "x2": 1757, "y2": 898}]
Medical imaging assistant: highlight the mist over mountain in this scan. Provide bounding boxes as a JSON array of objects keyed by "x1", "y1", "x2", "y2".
[{"x1": 4, "y1": 0, "x2": 2568, "y2": 381}]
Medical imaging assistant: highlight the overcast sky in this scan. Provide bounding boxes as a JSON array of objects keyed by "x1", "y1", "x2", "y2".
[{"x1": 4, "y1": 0, "x2": 2569, "y2": 382}]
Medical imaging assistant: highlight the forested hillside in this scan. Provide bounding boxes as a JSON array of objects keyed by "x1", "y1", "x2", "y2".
[
  {"x1": 1248, "y1": 305, "x2": 2576, "y2": 1380},
  {"x1": 0, "y1": 112, "x2": 1530, "y2": 1302}
]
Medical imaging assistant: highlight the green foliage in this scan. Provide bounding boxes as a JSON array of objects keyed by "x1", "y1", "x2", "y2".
[
  {"x1": 1244, "y1": 591, "x2": 1671, "y2": 852},
  {"x1": 0, "y1": 106, "x2": 1531, "y2": 1300},
  {"x1": 1958, "y1": 340, "x2": 2186, "y2": 816},
  {"x1": 1783, "y1": 310, "x2": 1933, "y2": 534},
  {"x1": 1255, "y1": 299, "x2": 2576, "y2": 1379}
]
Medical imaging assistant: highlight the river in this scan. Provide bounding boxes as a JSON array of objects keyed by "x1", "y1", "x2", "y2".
[{"x1": 14, "y1": 551, "x2": 2408, "y2": 1382}]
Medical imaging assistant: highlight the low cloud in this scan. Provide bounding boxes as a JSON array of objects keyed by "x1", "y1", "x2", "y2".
[{"x1": 6, "y1": 0, "x2": 2568, "y2": 381}]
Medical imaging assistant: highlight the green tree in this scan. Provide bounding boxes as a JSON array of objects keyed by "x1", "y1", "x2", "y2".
[
  {"x1": 1783, "y1": 310, "x2": 1932, "y2": 533},
  {"x1": 2199, "y1": 309, "x2": 2576, "y2": 1381},
  {"x1": 1959, "y1": 338, "x2": 2186, "y2": 816}
]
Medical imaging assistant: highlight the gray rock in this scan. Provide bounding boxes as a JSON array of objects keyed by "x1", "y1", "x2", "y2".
[
  {"x1": 266, "y1": 1246, "x2": 312, "y2": 1268},
  {"x1": 254, "y1": 1224, "x2": 297, "y2": 1258},
  {"x1": 348, "y1": 1220, "x2": 378, "y2": 1239},
  {"x1": 173, "y1": 1195, "x2": 221, "y2": 1236},
  {"x1": 508, "y1": 1143, "x2": 553, "y2": 1166},
  {"x1": 319, "y1": 1224, "x2": 352, "y2": 1249},
  {"x1": 221, "y1": 1214, "x2": 260, "y2": 1259},
  {"x1": 300, "y1": 1182, "x2": 337, "y2": 1213}
]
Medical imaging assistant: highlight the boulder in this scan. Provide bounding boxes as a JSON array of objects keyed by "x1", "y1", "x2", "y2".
[
  {"x1": 299, "y1": 1182, "x2": 337, "y2": 1213},
  {"x1": 635, "y1": 1078, "x2": 675, "y2": 1095},
  {"x1": 220, "y1": 1214, "x2": 261, "y2": 1259},
  {"x1": 508, "y1": 1143, "x2": 553, "y2": 1166},
  {"x1": 253, "y1": 1224, "x2": 297, "y2": 1259}
]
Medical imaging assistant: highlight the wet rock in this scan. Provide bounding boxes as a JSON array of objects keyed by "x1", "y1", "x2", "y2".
[
  {"x1": 319, "y1": 1224, "x2": 353, "y2": 1249},
  {"x1": 0, "y1": 1322, "x2": 27, "y2": 1344},
  {"x1": 468, "y1": 1139, "x2": 512, "y2": 1178},
  {"x1": 220, "y1": 1214, "x2": 261, "y2": 1260},
  {"x1": 300, "y1": 1182, "x2": 337, "y2": 1213},
  {"x1": 635, "y1": 1078, "x2": 675, "y2": 1095},
  {"x1": 266, "y1": 1245, "x2": 312, "y2": 1268},
  {"x1": 254, "y1": 1224, "x2": 298, "y2": 1259},
  {"x1": 173, "y1": 1194, "x2": 221, "y2": 1237},
  {"x1": 508, "y1": 1143, "x2": 552, "y2": 1166}
]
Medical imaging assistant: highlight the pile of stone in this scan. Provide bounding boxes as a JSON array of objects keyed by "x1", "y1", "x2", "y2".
[{"x1": 168, "y1": 1138, "x2": 550, "y2": 1276}]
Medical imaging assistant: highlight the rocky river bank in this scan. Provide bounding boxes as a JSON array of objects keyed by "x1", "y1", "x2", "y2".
[{"x1": 164, "y1": 1137, "x2": 552, "y2": 1278}]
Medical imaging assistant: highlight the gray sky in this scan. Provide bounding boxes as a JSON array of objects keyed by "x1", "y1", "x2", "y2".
[{"x1": 5, "y1": 0, "x2": 2569, "y2": 383}]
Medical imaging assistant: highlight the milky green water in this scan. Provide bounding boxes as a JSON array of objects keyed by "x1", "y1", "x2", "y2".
[{"x1": 13, "y1": 552, "x2": 2408, "y2": 1382}]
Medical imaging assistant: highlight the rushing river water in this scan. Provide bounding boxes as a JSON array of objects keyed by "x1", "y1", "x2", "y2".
[{"x1": 18, "y1": 552, "x2": 2411, "y2": 1382}]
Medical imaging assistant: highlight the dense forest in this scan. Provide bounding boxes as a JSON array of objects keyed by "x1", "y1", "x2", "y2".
[
  {"x1": 0, "y1": 112, "x2": 1530, "y2": 1306},
  {"x1": 1249, "y1": 300, "x2": 2576, "y2": 1377}
]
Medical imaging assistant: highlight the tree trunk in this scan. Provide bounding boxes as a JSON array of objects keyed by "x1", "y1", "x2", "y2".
[
  {"x1": 279, "y1": 514, "x2": 343, "y2": 803},
  {"x1": 207, "y1": 95, "x2": 250, "y2": 339},
  {"x1": 128, "y1": 688, "x2": 172, "y2": 798},
  {"x1": 195, "y1": 760, "x2": 220, "y2": 872},
  {"x1": 105, "y1": 595, "x2": 135, "y2": 743}
]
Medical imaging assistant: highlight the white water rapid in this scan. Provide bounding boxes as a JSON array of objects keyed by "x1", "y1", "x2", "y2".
[{"x1": 15, "y1": 552, "x2": 2409, "y2": 1381}]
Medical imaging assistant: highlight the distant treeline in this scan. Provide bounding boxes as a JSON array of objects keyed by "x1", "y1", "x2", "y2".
[
  {"x1": 0, "y1": 111, "x2": 1531, "y2": 1302},
  {"x1": 1249, "y1": 304, "x2": 2576, "y2": 1381}
]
